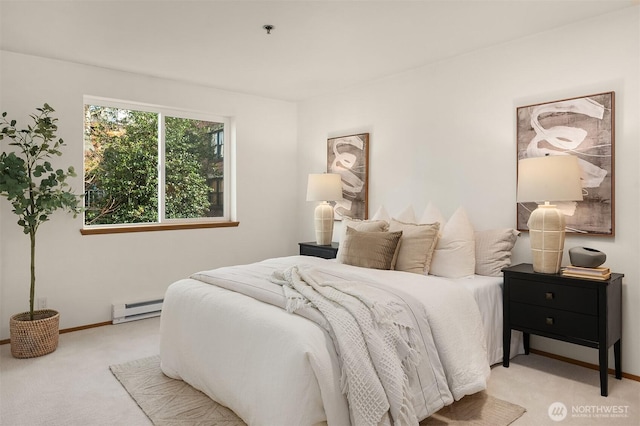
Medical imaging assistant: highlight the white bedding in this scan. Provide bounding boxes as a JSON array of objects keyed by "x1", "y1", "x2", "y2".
[
  {"x1": 159, "y1": 256, "x2": 521, "y2": 425},
  {"x1": 456, "y1": 274, "x2": 524, "y2": 366}
]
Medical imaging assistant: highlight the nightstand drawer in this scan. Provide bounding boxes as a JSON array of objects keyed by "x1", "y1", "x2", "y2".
[
  {"x1": 511, "y1": 302, "x2": 598, "y2": 342},
  {"x1": 510, "y1": 278, "x2": 597, "y2": 315}
]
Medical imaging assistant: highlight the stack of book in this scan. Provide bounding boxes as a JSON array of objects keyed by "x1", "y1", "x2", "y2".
[{"x1": 561, "y1": 265, "x2": 611, "y2": 280}]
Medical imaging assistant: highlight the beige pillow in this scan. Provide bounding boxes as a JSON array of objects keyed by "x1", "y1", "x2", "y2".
[
  {"x1": 475, "y1": 228, "x2": 520, "y2": 276},
  {"x1": 337, "y1": 218, "x2": 388, "y2": 246},
  {"x1": 429, "y1": 207, "x2": 476, "y2": 278},
  {"x1": 389, "y1": 219, "x2": 440, "y2": 274},
  {"x1": 337, "y1": 227, "x2": 402, "y2": 270}
]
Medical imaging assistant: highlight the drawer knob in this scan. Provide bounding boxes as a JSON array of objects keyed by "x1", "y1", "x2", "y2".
[
  {"x1": 545, "y1": 292, "x2": 554, "y2": 300},
  {"x1": 546, "y1": 317, "x2": 554, "y2": 325}
]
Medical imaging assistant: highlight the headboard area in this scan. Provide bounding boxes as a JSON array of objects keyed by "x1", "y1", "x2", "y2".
[{"x1": 334, "y1": 202, "x2": 520, "y2": 278}]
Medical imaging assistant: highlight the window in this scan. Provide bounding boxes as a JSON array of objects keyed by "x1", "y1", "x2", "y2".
[{"x1": 83, "y1": 97, "x2": 231, "y2": 230}]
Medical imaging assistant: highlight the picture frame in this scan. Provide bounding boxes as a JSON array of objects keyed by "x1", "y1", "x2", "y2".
[
  {"x1": 327, "y1": 133, "x2": 369, "y2": 220},
  {"x1": 516, "y1": 91, "x2": 615, "y2": 236}
]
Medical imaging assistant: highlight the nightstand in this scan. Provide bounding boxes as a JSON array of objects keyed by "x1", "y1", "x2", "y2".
[
  {"x1": 502, "y1": 263, "x2": 623, "y2": 396},
  {"x1": 298, "y1": 241, "x2": 339, "y2": 259}
]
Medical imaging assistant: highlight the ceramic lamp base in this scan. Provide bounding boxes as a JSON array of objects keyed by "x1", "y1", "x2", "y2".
[
  {"x1": 314, "y1": 202, "x2": 335, "y2": 245},
  {"x1": 528, "y1": 204, "x2": 566, "y2": 274}
]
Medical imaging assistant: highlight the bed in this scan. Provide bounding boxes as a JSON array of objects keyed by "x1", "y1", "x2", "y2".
[
  {"x1": 160, "y1": 211, "x2": 523, "y2": 425},
  {"x1": 160, "y1": 256, "x2": 523, "y2": 425}
]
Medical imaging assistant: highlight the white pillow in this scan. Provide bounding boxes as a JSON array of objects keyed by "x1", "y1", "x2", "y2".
[
  {"x1": 475, "y1": 228, "x2": 520, "y2": 277},
  {"x1": 420, "y1": 202, "x2": 446, "y2": 228},
  {"x1": 395, "y1": 206, "x2": 416, "y2": 223},
  {"x1": 429, "y1": 207, "x2": 475, "y2": 278},
  {"x1": 371, "y1": 205, "x2": 391, "y2": 222}
]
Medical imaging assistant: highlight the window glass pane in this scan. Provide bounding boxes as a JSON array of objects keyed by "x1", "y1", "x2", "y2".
[
  {"x1": 165, "y1": 117, "x2": 224, "y2": 219},
  {"x1": 84, "y1": 105, "x2": 159, "y2": 225}
]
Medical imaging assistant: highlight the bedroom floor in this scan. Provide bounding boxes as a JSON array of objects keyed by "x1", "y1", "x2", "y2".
[{"x1": 1, "y1": 317, "x2": 638, "y2": 426}]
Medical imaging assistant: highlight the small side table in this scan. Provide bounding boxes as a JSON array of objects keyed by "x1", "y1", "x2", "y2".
[
  {"x1": 299, "y1": 241, "x2": 339, "y2": 259},
  {"x1": 502, "y1": 263, "x2": 623, "y2": 396}
]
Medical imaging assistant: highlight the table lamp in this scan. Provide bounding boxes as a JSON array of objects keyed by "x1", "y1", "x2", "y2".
[
  {"x1": 306, "y1": 173, "x2": 343, "y2": 245},
  {"x1": 517, "y1": 155, "x2": 583, "y2": 273}
]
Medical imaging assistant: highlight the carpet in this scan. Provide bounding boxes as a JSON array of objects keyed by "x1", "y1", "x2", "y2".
[{"x1": 110, "y1": 356, "x2": 525, "y2": 426}]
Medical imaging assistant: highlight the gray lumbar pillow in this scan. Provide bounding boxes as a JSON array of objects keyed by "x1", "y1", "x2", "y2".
[{"x1": 569, "y1": 247, "x2": 606, "y2": 268}]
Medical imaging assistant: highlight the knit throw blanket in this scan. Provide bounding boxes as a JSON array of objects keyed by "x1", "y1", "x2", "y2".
[{"x1": 271, "y1": 265, "x2": 420, "y2": 426}]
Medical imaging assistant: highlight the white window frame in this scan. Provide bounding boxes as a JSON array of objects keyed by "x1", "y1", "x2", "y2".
[{"x1": 82, "y1": 96, "x2": 233, "y2": 230}]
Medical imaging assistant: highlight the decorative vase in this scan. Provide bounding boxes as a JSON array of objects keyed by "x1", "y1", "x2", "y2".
[
  {"x1": 9, "y1": 309, "x2": 60, "y2": 358},
  {"x1": 569, "y1": 247, "x2": 607, "y2": 268}
]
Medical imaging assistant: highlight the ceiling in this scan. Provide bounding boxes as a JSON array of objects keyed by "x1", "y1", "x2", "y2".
[{"x1": 1, "y1": 0, "x2": 637, "y2": 101}]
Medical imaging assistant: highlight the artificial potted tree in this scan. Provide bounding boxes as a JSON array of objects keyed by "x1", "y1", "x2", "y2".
[{"x1": 0, "y1": 104, "x2": 81, "y2": 358}]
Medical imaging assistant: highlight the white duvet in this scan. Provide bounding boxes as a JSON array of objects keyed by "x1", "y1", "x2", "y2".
[{"x1": 160, "y1": 256, "x2": 492, "y2": 425}]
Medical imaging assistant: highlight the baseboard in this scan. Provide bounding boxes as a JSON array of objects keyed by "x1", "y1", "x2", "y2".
[
  {"x1": 530, "y1": 348, "x2": 640, "y2": 382},
  {"x1": 0, "y1": 321, "x2": 112, "y2": 345}
]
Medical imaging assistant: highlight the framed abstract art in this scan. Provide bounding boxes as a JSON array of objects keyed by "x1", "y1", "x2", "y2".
[
  {"x1": 516, "y1": 92, "x2": 615, "y2": 235},
  {"x1": 327, "y1": 133, "x2": 369, "y2": 220}
]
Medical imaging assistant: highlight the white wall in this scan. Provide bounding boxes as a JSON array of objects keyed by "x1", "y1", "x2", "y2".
[
  {"x1": 0, "y1": 51, "x2": 299, "y2": 339},
  {"x1": 297, "y1": 8, "x2": 640, "y2": 376}
]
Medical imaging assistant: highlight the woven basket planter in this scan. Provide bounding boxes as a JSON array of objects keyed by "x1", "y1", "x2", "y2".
[{"x1": 10, "y1": 309, "x2": 60, "y2": 358}]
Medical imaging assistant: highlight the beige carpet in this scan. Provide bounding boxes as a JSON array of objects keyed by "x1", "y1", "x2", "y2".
[{"x1": 110, "y1": 356, "x2": 525, "y2": 426}]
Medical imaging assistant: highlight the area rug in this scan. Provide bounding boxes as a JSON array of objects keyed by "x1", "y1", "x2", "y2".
[{"x1": 110, "y1": 356, "x2": 525, "y2": 426}]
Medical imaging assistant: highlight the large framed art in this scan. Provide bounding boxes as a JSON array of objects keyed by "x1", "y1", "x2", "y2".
[
  {"x1": 516, "y1": 91, "x2": 615, "y2": 236},
  {"x1": 327, "y1": 133, "x2": 369, "y2": 220}
]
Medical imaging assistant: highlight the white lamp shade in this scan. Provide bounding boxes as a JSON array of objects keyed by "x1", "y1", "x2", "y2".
[
  {"x1": 306, "y1": 173, "x2": 343, "y2": 202},
  {"x1": 517, "y1": 155, "x2": 583, "y2": 203}
]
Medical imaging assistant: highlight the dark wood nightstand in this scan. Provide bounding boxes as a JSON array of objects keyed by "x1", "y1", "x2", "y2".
[
  {"x1": 298, "y1": 241, "x2": 339, "y2": 259},
  {"x1": 502, "y1": 263, "x2": 623, "y2": 396}
]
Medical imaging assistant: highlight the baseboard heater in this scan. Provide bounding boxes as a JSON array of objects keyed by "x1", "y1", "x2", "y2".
[{"x1": 112, "y1": 298, "x2": 163, "y2": 324}]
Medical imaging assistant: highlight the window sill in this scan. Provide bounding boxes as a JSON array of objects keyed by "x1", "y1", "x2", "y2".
[{"x1": 80, "y1": 221, "x2": 239, "y2": 235}]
